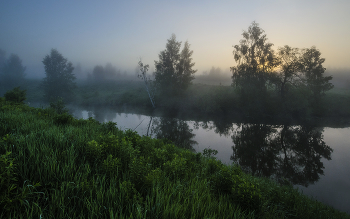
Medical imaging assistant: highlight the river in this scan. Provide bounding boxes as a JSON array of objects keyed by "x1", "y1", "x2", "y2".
[{"x1": 62, "y1": 104, "x2": 350, "y2": 214}]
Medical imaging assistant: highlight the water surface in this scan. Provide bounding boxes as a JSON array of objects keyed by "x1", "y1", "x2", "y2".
[{"x1": 68, "y1": 105, "x2": 350, "y2": 214}]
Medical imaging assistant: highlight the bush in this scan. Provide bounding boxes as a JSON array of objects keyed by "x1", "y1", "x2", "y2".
[
  {"x1": 49, "y1": 97, "x2": 68, "y2": 114},
  {"x1": 4, "y1": 87, "x2": 26, "y2": 104},
  {"x1": 53, "y1": 113, "x2": 73, "y2": 125}
]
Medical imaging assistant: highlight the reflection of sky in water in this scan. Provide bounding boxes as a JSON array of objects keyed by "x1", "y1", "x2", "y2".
[
  {"x1": 75, "y1": 109, "x2": 350, "y2": 214},
  {"x1": 296, "y1": 128, "x2": 350, "y2": 214}
]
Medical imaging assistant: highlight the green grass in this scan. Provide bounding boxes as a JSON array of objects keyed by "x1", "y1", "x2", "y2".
[{"x1": 0, "y1": 99, "x2": 349, "y2": 218}]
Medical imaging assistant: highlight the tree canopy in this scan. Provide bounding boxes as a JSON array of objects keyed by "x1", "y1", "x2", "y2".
[
  {"x1": 231, "y1": 21, "x2": 278, "y2": 91},
  {"x1": 231, "y1": 21, "x2": 333, "y2": 116},
  {"x1": 154, "y1": 34, "x2": 196, "y2": 96},
  {"x1": 41, "y1": 49, "x2": 76, "y2": 102}
]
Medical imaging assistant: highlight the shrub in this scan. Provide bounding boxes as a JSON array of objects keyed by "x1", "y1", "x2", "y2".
[
  {"x1": 53, "y1": 113, "x2": 73, "y2": 125},
  {"x1": 231, "y1": 175, "x2": 262, "y2": 212},
  {"x1": 4, "y1": 87, "x2": 26, "y2": 104},
  {"x1": 49, "y1": 97, "x2": 68, "y2": 114},
  {"x1": 101, "y1": 154, "x2": 121, "y2": 177},
  {"x1": 101, "y1": 121, "x2": 118, "y2": 132}
]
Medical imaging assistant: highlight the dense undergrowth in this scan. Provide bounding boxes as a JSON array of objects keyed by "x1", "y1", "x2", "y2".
[{"x1": 1, "y1": 98, "x2": 349, "y2": 218}]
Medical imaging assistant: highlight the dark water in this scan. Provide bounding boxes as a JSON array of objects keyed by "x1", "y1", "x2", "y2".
[{"x1": 67, "y1": 105, "x2": 350, "y2": 214}]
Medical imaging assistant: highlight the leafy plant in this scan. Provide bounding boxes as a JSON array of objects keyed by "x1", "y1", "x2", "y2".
[
  {"x1": 53, "y1": 112, "x2": 73, "y2": 125},
  {"x1": 202, "y1": 147, "x2": 218, "y2": 158},
  {"x1": 49, "y1": 97, "x2": 68, "y2": 114},
  {"x1": 120, "y1": 181, "x2": 143, "y2": 205},
  {"x1": 0, "y1": 151, "x2": 42, "y2": 216},
  {"x1": 101, "y1": 121, "x2": 118, "y2": 132},
  {"x1": 4, "y1": 87, "x2": 26, "y2": 104}
]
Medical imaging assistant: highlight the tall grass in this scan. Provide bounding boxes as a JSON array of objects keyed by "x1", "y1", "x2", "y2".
[{"x1": 0, "y1": 99, "x2": 349, "y2": 218}]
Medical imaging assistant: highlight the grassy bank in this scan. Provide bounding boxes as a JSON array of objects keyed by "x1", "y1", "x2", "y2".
[{"x1": 0, "y1": 100, "x2": 349, "y2": 218}]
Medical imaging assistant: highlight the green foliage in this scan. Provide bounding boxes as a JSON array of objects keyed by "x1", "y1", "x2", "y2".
[
  {"x1": 101, "y1": 121, "x2": 118, "y2": 132},
  {"x1": 120, "y1": 180, "x2": 143, "y2": 205},
  {"x1": 101, "y1": 154, "x2": 121, "y2": 177},
  {"x1": 0, "y1": 152, "x2": 17, "y2": 204},
  {"x1": 208, "y1": 163, "x2": 261, "y2": 212},
  {"x1": 4, "y1": 87, "x2": 26, "y2": 104},
  {"x1": 49, "y1": 97, "x2": 68, "y2": 114},
  {"x1": 210, "y1": 164, "x2": 235, "y2": 195},
  {"x1": 0, "y1": 151, "x2": 42, "y2": 217},
  {"x1": 85, "y1": 134, "x2": 138, "y2": 172},
  {"x1": 53, "y1": 112, "x2": 73, "y2": 125},
  {"x1": 0, "y1": 101, "x2": 349, "y2": 218},
  {"x1": 163, "y1": 154, "x2": 188, "y2": 179},
  {"x1": 129, "y1": 156, "x2": 151, "y2": 191},
  {"x1": 231, "y1": 175, "x2": 262, "y2": 212},
  {"x1": 202, "y1": 147, "x2": 218, "y2": 158}
]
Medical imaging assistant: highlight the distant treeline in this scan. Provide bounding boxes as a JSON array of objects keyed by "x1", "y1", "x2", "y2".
[{"x1": 1, "y1": 21, "x2": 350, "y2": 121}]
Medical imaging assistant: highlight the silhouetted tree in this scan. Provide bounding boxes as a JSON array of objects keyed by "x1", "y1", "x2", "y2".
[
  {"x1": 231, "y1": 21, "x2": 278, "y2": 88},
  {"x1": 272, "y1": 45, "x2": 303, "y2": 99},
  {"x1": 154, "y1": 34, "x2": 196, "y2": 96},
  {"x1": 41, "y1": 49, "x2": 76, "y2": 102},
  {"x1": 0, "y1": 54, "x2": 26, "y2": 92},
  {"x1": 231, "y1": 22, "x2": 279, "y2": 113},
  {"x1": 299, "y1": 47, "x2": 333, "y2": 115}
]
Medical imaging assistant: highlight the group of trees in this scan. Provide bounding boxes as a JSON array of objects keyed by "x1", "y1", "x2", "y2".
[
  {"x1": 1, "y1": 21, "x2": 334, "y2": 117},
  {"x1": 0, "y1": 49, "x2": 26, "y2": 95},
  {"x1": 139, "y1": 34, "x2": 197, "y2": 107},
  {"x1": 231, "y1": 21, "x2": 333, "y2": 116},
  {"x1": 0, "y1": 48, "x2": 77, "y2": 103},
  {"x1": 139, "y1": 22, "x2": 332, "y2": 117},
  {"x1": 154, "y1": 34, "x2": 197, "y2": 95},
  {"x1": 87, "y1": 63, "x2": 121, "y2": 83}
]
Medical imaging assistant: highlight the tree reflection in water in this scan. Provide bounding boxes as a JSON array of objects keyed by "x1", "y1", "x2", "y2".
[
  {"x1": 231, "y1": 124, "x2": 333, "y2": 187},
  {"x1": 151, "y1": 117, "x2": 197, "y2": 151}
]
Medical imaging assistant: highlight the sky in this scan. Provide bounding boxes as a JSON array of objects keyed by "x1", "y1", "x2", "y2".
[{"x1": 1, "y1": 0, "x2": 350, "y2": 78}]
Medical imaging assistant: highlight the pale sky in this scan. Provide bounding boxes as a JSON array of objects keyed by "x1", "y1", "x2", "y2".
[{"x1": 1, "y1": 0, "x2": 349, "y2": 77}]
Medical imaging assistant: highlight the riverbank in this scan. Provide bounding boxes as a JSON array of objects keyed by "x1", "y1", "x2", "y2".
[
  {"x1": 19, "y1": 79, "x2": 350, "y2": 124},
  {"x1": 1, "y1": 99, "x2": 349, "y2": 218}
]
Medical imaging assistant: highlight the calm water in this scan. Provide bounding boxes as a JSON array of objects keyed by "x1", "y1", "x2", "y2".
[{"x1": 67, "y1": 105, "x2": 350, "y2": 214}]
